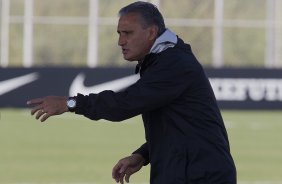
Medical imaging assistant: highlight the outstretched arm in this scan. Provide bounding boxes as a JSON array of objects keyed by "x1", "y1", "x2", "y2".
[{"x1": 27, "y1": 96, "x2": 69, "y2": 122}]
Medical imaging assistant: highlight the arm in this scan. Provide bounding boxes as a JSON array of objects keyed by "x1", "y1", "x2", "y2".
[
  {"x1": 73, "y1": 54, "x2": 195, "y2": 122},
  {"x1": 28, "y1": 51, "x2": 197, "y2": 122}
]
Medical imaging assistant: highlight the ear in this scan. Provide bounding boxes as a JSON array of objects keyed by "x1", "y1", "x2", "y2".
[{"x1": 148, "y1": 25, "x2": 159, "y2": 41}]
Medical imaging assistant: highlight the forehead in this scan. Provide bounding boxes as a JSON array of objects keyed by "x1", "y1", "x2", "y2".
[{"x1": 118, "y1": 13, "x2": 144, "y2": 29}]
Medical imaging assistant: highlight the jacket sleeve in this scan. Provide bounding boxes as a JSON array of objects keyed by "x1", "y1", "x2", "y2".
[
  {"x1": 132, "y1": 142, "x2": 150, "y2": 166},
  {"x1": 73, "y1": 51, "x2": 201, "y2": 121}
]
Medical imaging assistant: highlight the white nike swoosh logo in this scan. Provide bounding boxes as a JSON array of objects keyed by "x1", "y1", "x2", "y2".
[
  {"x1": 69, "y1": 73, "x2": 140, "y2": 96},
  {"x1": 0, "y1": 73, "x2": 39, "y2": 96}
]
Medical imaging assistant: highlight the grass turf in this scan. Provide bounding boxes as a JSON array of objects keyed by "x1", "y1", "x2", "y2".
[{"x1": 0, "y1": 109, "x2": 281, "y2": 183}]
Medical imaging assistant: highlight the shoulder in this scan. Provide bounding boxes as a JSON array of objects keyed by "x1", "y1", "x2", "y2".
[{"x1": 157, "y1": 45, "x2": 202, "y2": 72}]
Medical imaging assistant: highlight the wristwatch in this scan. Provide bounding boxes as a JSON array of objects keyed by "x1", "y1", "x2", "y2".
[{"x1": 66, "y1": 97, "x2": 77, "y2": 112}]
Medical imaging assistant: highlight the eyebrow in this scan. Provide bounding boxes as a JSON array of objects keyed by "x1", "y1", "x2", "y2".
[{"x1": 117, "y1": 30, "x2": 133, "y2": 34}]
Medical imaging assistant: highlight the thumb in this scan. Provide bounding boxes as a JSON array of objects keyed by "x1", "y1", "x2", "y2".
[
  {"x1": 125, "y1": 173, "x2": 131, "y2": 183},
  {"x1": 124, "y1": 167, "x2": 137, "y2": 183}
]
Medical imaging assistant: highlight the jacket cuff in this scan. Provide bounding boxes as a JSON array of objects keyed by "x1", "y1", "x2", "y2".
[{"x1": 74, "y1": 93, "x2": 90, "y2": 115}]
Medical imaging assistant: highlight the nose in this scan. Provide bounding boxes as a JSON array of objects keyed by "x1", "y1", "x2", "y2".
[{"x1": 118, "y1": 35, "x2": 126, "y2": 46}]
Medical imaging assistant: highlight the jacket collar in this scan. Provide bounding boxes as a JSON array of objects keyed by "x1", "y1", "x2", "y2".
[{"x1": 135, "y1": 29, "x2": 178, "y2": 74}]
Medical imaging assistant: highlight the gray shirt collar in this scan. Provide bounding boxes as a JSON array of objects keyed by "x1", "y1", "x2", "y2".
[{"x1": 150, "y1": 29, "x2": 178, "y2": 54}]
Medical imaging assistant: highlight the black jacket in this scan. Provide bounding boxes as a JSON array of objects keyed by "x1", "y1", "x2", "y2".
[{"x1": 74, "y1": 38, "x2": 236, "y2": 184}]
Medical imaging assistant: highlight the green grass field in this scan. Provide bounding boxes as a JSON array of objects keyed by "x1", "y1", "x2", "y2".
[{"x1": 0, "y1": 109, "x2": 282, "y2": 184}]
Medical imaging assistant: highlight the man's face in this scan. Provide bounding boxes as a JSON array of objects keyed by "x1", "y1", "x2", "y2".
[{"x1": 117, "y1": 13, "x2": 157, "y2": 61}]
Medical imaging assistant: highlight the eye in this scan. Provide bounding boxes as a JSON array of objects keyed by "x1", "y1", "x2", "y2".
[
  {"x1": 117, "y1": 30, "x2": 133, "y2": 37},
  {"x1": 124, "y1": 31, "x2": 133, "y2": 35}
]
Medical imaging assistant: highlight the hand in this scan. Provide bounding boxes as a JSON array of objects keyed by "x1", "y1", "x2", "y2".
[
  {"x1": 27, "y1": 96, "x2": 69, "y2": 122},
  {"x1": 112, "y1": 154, "x2": 145, "y2": 184}
]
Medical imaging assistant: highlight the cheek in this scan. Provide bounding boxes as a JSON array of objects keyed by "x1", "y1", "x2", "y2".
[{"x1": 131, "y1": 36, "x2": 150, "y2": 52}]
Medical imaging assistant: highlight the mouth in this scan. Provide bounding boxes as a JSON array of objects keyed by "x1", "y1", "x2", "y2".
[{"x1": 122, "y1": 48, "x2": 129, "y2": 55}]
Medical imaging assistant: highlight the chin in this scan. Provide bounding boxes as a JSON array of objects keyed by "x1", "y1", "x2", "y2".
[
  {"x1": 126, "y1": 59, "x2": 137, "y2": 62},
  {"x1": 124, "y1": 56, "x2": 137, "y2": 62}
]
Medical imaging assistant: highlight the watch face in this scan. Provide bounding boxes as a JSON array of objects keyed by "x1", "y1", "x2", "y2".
[{"x1": 67, "y1": 99, "x2": 76, "y2": 108}]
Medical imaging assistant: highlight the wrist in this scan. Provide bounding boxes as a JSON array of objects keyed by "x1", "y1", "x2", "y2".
[{"x1": 132, "y1": 153, "x2": 145, "y2": 165}]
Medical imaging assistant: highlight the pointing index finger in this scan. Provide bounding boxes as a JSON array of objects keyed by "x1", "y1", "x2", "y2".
[{"x1": 27, "y1": 98, "x2": 44, "y2": 106}]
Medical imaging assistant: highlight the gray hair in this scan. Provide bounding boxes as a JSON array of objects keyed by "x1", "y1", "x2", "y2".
[{"x1": 119, "y1": 1, "x2": 166, "y2": 36}]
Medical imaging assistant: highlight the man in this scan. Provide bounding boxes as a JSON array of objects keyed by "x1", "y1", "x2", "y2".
[{"x1": 27, "y1": 1, "x2": 236, "y2": 184}]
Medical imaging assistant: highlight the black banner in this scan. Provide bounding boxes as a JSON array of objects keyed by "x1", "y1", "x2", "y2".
[{"x1": 0, "y1": 67, "x2": 282, "y2": 109}]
